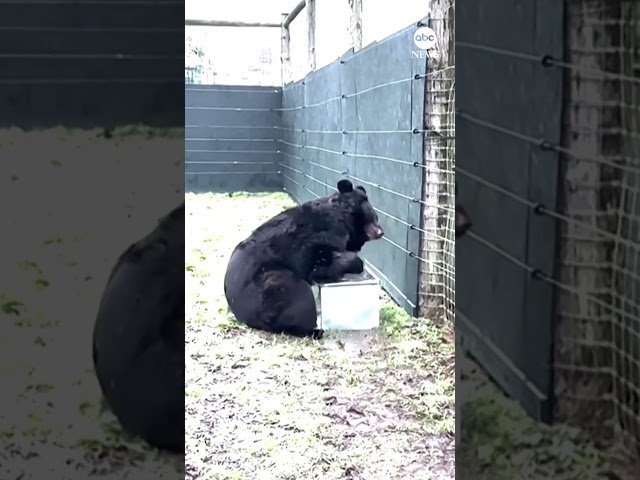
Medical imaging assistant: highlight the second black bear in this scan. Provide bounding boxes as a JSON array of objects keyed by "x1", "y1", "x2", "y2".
[{"x1": 223, "y1": 179, "x2": 384, "y2": 338}]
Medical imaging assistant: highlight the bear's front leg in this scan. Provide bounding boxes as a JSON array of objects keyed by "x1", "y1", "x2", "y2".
[
  {"x1": 294, "y1": 231, "x2": 350, "y2": 279},
  {"x1": 309, "y1": 251, "x2": 364, "y2": 284}
]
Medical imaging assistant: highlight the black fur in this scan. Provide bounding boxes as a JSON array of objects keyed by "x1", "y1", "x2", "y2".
[
  {"x1": 223, "y1": 180, "x2": 384, "y2": 338},
  {"x1": 92, "y1": 203, "x2": 184, "y2": 452}
]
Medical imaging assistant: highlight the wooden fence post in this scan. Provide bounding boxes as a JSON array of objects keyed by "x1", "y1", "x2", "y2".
[
  {"x1": 419, "y1": 0, "x2": 454, "y2": 318},
  {"x1": 307, "y1": 0, "x2": 316, "y2": 72},
  {"x1": 348, "y1": 0, "x2": 362, "y2": 52},
  {"x1": 281, "y1": 13, "x2": 291, "y2": 85}
]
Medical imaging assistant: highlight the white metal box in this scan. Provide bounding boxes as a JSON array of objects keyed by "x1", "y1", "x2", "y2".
[{"x1": 313, "y1": 269, "x2": 380, "y2": 331}]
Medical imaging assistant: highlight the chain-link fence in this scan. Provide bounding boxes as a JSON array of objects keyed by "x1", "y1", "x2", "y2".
[{"x1": 419, "y1": 7, "x2": 455, "y2": 325}]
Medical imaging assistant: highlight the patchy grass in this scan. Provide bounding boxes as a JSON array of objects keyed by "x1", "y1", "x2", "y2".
[
  {"x1": 0, "y1": 127, "x2": 183, "y2": 478},
  {"x1": 185, "y1": 192, "x2": 456, "y2": 480},
  {"x1": 457, "y1": 351, "x2": 634, "y2": 480}
]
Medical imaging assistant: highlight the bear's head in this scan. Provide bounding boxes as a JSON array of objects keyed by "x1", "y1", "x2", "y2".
[
  {"x1": 455, "y1": 183, "x2": 471, "y2": 238},
  {"x1": 335, "y1": 179, "x2": 384, "y2": 251}
]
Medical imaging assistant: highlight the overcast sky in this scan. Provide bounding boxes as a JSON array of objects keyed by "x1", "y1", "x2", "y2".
[
  {"x1": 185, "y1": 0, "x2": 428, "y2": 84},
  {"x1": 185, "y1": 0, "x2": 297, "y2": 24}
]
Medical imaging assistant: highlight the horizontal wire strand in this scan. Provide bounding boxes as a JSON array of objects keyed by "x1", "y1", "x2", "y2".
[
  {"x1": 457, "y1": 110, "x2": 640, "y2": 175},
  {"x1": 186, "y1": 67, "x2": 454, "y2": 113},
  {"x1": 456, "y1": 41, "x2": 640, "y2": 84}
]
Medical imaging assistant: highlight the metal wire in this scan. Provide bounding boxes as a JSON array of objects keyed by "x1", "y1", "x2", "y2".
[
  {"x1": 456, "y1": 40, "x2": 640, "y2": 84},
  {"x1": 276, "y1": 139, "x2": 450, "y2": 172},
  {"x1": 185, "y1": 150, "x2": 279, "y2": 154},
  {"x1": 457, "y1": 110, "x2": 640, "y2": 175},
  {"x1": 186, "y1": 171, "x2": 279, "y2": 176},
  {"x1": 0, "y1": 78, "x2": 182, "y2": 84},
  {"x1": 184, "y1": 124, "x2": 455, "y2": 135},
  {"x1": 0, "y1": 26, "x2": 183, "y2": 33},
  {"x1": 2, "y1": 0, "x2": 183, "y2": 86},
  {"x1": 187, "y1": 138, "x2": 276, "y2": 142},
  {"x1": 185, "y1": 69, "x2": 454, "y2": 113},
  {"x1": 457, "y1": 167, "x2": 639, "y2": 249},
  {"x1": 0, "y1": 53, "x2": 182, "y2": 60},
  {"x1": 187, "y1": 161, "x2": 276, "y2": 165},
  {"x1": 185, "y1": 88, "x2": 280, "y2": 94}
]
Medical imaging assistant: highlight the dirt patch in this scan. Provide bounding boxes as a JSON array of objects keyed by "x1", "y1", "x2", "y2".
[
  {"x1": 185, "y1": 192, "x2": 455, "y2": 480},
  {"x1": 322, "y1": 330, "x2": 378, "y2": 355}
]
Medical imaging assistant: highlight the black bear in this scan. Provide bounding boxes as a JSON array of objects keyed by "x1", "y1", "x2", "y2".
[
  {"x1": 92, "y1": 203, "x2": 184, "y2": 452},
  {"x1": 223, "y1": 179, "x2": 384, "y2": 339},
  {"x1": 455, "y1": 183, "x2": 472, "y2": 238}
]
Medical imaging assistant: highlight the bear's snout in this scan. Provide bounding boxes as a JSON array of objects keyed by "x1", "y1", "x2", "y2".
[{"x1": 366, "y1": 223, "x2": 384, "y2": 240}]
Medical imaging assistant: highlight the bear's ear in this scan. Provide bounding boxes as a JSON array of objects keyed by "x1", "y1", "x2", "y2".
[
  {"x1": 337, "y1": 179, "x2": 353, "y2": 193},
  {"x1": 355, "y1": 185, "x2": 367, "y2": 195}
]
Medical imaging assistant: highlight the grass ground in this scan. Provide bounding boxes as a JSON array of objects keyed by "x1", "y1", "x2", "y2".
[
  {"x1": 0, "y1": 127, "x2": 184, "y2": 478},
  {"x1": 457, "y1": 346, "x2": 636, "y2": 480},
  {"x1": 185, "y1": 192, "x2": 456, "y2": 480}
]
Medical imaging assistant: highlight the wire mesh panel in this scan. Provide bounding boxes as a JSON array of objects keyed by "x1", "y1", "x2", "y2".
[
  {"x1": 419, "y1": 11, "x2": 456, "y2": 325},
  {"x1": 554, "y1": 0, "x2": 640, "y2": 455},
  {"x1": 280, "y1": 20, "x2": 434, "y2": 316},
  {"x1": 0, "y1": 0, "x2": 183, "y2": 128}
]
